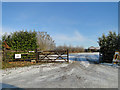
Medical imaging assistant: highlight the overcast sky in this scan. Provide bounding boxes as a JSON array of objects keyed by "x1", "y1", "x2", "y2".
[{"x1": 2, "y1": 2, "x2": 118, "y2": 48}]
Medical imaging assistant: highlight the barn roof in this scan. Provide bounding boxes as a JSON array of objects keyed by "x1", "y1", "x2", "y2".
[{"x1": 88, "y1": 46, "x2": 100, "y2": 50}]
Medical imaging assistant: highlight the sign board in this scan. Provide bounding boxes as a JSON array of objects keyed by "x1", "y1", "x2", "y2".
[
  {"x1": 29, "y1": 51, "x2": 34, "y2": 53},
  {"x1": 113, "y1": 51, "x2": 120, "y2": 63},
  {"x1": 15, "y1": 54, "x2": 21, "y2": 59}
]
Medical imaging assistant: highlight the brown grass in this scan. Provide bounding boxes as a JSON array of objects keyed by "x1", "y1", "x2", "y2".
[
  {"x1": 2, "y1": 60, "x2": 69, "y2": 69},
  {"x1": 2, "y1": 61, "x2": 42, "y2": 69}
]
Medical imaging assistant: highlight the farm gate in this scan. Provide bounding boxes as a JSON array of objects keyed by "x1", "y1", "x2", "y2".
[{"x1": 36, "y1": 49, "x2": 69, "y2": 62}]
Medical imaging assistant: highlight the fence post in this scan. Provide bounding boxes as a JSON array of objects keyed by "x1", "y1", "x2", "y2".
[
  {"x1": 3, "y1": 48, "x2": 7, "y2": 62},
  {"x1": 67, "y1": 49, "x2": 69, "y2": 62},
  {"x1": 35, "y1": 49, "x2": 38, "y2": 61},
  {"x1": 3, "y1": 49, "x2": 5, "y2": 62}
]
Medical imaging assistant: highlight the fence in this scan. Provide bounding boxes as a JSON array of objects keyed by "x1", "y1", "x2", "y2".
[
  {"x1": 2, "y1": 50, "x2": 36, "y2": 62},
  {"x1": 2, "y1": 49, "x2": 69, "y2": 63}
]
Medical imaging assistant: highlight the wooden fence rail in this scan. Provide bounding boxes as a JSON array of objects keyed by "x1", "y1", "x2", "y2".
[{"x1": 2, "y1": 49, "x2": 69, "y2": 63}]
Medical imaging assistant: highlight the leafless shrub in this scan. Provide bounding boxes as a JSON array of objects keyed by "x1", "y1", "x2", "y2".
[{"x1": 37, "y1": 32, "x2": 55, "y2": 51}]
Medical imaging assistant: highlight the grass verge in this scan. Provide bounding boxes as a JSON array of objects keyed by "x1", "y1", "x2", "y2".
[
  {"x1": 2, "y1": 61, "x2": 42, "y2": 69},
  {"x1": 2, "y1": 61, "x2": 69, "y2": 69}
]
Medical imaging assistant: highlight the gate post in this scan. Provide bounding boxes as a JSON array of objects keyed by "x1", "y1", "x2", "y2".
[
  {"x1": 35, "y1": 49, "x2": 39, "y2": 61},
  {"x1": 67, "y1": 49, "x2": 69, "y2": 62}
]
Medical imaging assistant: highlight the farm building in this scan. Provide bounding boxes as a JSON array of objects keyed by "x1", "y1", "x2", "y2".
[{"x1": 88, "y1": 46, "x2": 100, "y2": 52}]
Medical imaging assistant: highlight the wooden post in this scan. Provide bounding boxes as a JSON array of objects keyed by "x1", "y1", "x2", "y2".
[
  {"x1": 35, "y1": 49, "x2": 39, "y2": 61},
  {"x1": 67, "y1": 49, "x2": 69, "y2": 62},
  {"x1": 5, "y1": 49, "x2": 8, "y2": 63},
  {"x1": 4, "y1": 48, "x2": 7, "y2": 63},
  {"x1": 3, "y1": 48, "x2": 5, "y2": 62}
]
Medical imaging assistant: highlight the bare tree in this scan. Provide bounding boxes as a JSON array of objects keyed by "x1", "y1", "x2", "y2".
[
  {"x1": 37, "y1": 32, "x2": 55, "y2": 51},
  {"x1": 55, "y1": 45, "x2": 84, "y2": 53}
]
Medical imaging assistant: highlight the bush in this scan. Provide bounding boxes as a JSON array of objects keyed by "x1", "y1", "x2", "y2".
[
  {"x1": 2, "y1": 30, "x2": 38, "y2": 51},
  {"x1": 2, "y1": 30, "x2": 56, "y2": 51},
  {"x1": 98, "y1": 31, "x2": 119, "y2": 63}
]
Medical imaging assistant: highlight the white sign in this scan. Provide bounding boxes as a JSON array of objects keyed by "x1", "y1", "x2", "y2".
[
  {"x1": 15, "y1": 54, "x2": 21, "y2": 59},
  {"x1": 29, "y1": 51, "x2": 35, "y2": 52}
]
